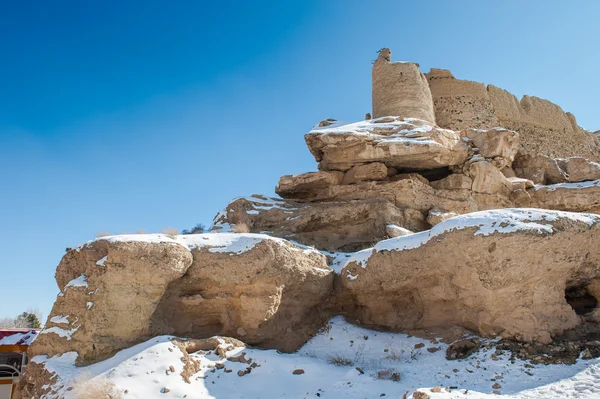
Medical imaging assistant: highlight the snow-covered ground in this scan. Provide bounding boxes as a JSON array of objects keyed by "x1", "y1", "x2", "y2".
[{"x1": 32, "y1": 316, "x2": 600, "y2": 399}]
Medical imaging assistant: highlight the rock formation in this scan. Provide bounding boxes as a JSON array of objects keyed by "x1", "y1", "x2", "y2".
[
  {"x1": 21, "y1": 48, "x2": 600, "y2": 398},
  {"x1": 340, "y1": 209, "x2": 600, "y2": 344}
]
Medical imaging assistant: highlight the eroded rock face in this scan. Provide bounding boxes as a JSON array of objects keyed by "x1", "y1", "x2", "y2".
[
  {"x1": 527, "y1": 180, "x2": 600, "y2": 213},
  {"x1": 29, "y1": 238, "x2": 193, "y2": 365},
  {"x1": 342, "y1": 162, "x2": 389, "y2": 185},
  {"x1": 305, "y1": 118, "x2": 469, "y2": 171},
  {"x1": 276, "y1": 171, "x2": 343, "y2": 200},
  {"x1": 28, "y1": 233, "x2": 334, "y2": 370},
  {"x1": 340, "y1": 209, "x2": 600, "y2": 344},
  {"x1": 211, "y1": 195, "x2": 428, "y2": 251},
  {"x1": 151, "y1": 236, "x2": 333, "y2": 352}
]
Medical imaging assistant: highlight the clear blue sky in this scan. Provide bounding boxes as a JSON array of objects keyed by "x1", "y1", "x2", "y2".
[{"x1": 1, "y1": 0, "x2": 599, "y2": 320}]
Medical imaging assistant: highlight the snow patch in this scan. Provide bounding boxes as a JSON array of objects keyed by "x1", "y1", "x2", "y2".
[
  {"x1": 49, "y1": 316, "x2": 70, "y2": 325},
  {"x1": 64, "y1": 275, "x2": 88, "y2": 290}
]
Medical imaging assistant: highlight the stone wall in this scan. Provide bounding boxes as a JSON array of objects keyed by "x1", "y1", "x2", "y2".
[
  {"x1": 426, "y1": 69, "x2": 499, "y2": 130},
  {"x1": 426, "y1": 69, "x2": 600, "y2": 160},
  {"x1": 372, "y1": 48, "x2": 435, "y2": 123}
]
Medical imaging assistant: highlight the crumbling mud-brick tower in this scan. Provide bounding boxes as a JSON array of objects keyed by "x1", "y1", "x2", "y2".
[{"x1": 372, "y1": 48, "x2": 436, "y2": 123}]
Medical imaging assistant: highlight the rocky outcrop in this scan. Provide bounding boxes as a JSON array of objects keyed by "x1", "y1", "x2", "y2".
[
  {"x1": 151, "y1": 235, "x2": 333, "y2": 352},
  {"x1": 340, "y1": 209, "x2": 600, "y2": 344},
  {"x1": 305, "y1": 118, "x2": 469, "y2": 171},
  {"x1": 22, "y1": 47, "x2": 600, "y2": 399},
  {"x1": 526, "y1": 180, "x2": 600, "y2": 213},
  {"x1": 276, "y1": 171, "x2": 343, "y2": 200},
  {"x1": 28, "y1": 233, "x2": 334, "y2": 368},
  {"x1": 211, "y1": 195, "x2": 428, "y2": 251},
  {"x1": 29, "y1": 238, "x2": 193, "y2": 365}
]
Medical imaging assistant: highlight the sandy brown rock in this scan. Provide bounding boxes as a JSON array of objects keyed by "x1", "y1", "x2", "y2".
[
  {"x1": 342, "y1": 162, "x2": 388, "y2": 185},
  {"x1": 513, "y1": 155, "x2": 570, "y2": 185},
  {"x1": 426, "y1": 210, "x2": 458, "y2": 226},
  {"x1": 151, "y1": 238, "x2": 333, "y2": 352},
  {"x1": 276, "y1": 171, "x2": 343, "y2": 200},
  {"x1": 467, "y1": 160, "x2": 512, "y2": 195},
  {"x1": 527, "y1": 180, "x2": 600, "y2": 213},
  {"x1": 28, "y1": 239, "x2": 193, "y2": 365},
  {"x1": 305, "y1": 118, "x2": 469, "y2": 171},
  {"x1": 430, "y1": 174, "x2": 472, "y2": 190},
  {"x1": 341, "y1": 209, "x2": 600, "y2": 343},
  {"x1": 462, "y1": 128, "x2": 519, "y2": 166},
  {"x1": 557, "y1": 157, "x2": 600, "y2": 182},
  {"x1": 211, "y1": 195, "x2": 428, "y2": 251}
]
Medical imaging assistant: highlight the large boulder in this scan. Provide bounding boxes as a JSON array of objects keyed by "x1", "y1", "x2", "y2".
[
  {"x1": 28, "y1": 237, "x2": 193, "y2": 365},
  {"x1": 29, "y1": 233, "x2": 334, "y2": 368},
  {"x1": 276, "y1": 171, "x2": 343, "y2": 200},
  {"x1": 557, "y1": 157, "x2": 600, "y2": 183},
  {"x1": 462, "y1": 128, "x2": 520, "y2": 168},
  {"x1": 342, "y1": 162, "x2": 389, "y2": 185},
  {"x1": 305, "y1": 118, "x2": 469, "y2": 171},
  {"x1": 211, "y1": 195, "x2": 428, "y2": 251},
  {"x1": 527, "y1": 180, "x2": 600, "y2": 213},
  {"x1": 340, "y1": 209, "x2": 600, "y2": 343},
  {"x1": 151, "y1": 234, "x2": 334, "y2": 352}
]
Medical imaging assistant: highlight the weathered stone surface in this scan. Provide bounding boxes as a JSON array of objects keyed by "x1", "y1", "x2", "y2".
[
  {"x1": 151, "y1": 236, "x2": 334, "y2": 352},
  {"x1": 305, "y1": 118, "x2": 469, "y2": 171},
  {"x1": 342, "y1": 162, "x2": 388, "y2": 185},
  {"x1": 341, "y1": 209, "x2": 600, "y2": 343},
  {"x1": 28, "y1": 238, "x2": 194, "y2": 365},
  {"x1": 372, "y1": 48, "x2": 435, "y2": 122},
  {"x1": 426, "y1": 210, "x2": 458, "y2": 226},
  {"x1": 507, "y1": 177, "x2": 534, "y2": 191},
  {"x1": 528, "y1": 180, "x2": 600, "y2": 213},
  {"x1": 514, "y1": 155, "x2": 600, "y2": 185},
  {"x1": 462, "y1": 128, "x2": 520, "y2": 165},
  {"x1": 430, "y1": 174, "x2": 472, "y2": 190},
  {"x1": 29, "y1": 233, "x2": 334, "y2": 371},
  {"x1": 512, "y1": 154, "x2": 568, "y2": 185},
  {"x1": 211, "y1": 195, "x2": 428, "y2": 251},
  {"x1": 276, "y1": 171, "x2": 343, "y2": 200},
  {"x1": 467, "y1": 160, "x2": 512, "y2": 195},
  {"x1": 557, "y1": 157, "x2": 600, "y2": 182}
]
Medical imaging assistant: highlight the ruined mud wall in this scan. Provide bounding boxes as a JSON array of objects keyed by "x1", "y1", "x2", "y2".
[
  {"x1": 372, "y1": 49, "x2": 435, "y2": 123},
  {"x1": 426, "y1": 69, "x2": 600, "y2": 160}
]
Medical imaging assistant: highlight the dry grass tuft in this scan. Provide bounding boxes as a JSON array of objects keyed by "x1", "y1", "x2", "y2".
[{"x1": 162, "y1": 228, "x2": 179, "y2": 238}]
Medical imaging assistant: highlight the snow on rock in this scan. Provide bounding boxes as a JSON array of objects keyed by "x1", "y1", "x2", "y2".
[
  {"x1": 49, "y1": 315, "x2": 70, "y2": 325},
  {"x1": 63, "y1": 274, "x2": 88, "y2": 289},
  {"x1": 534, "y1": 178, "x2": 600, "y2": 191},
  {"x1": 29, "y1": 317, "x2": 600, "y2": 399},
  {"x1": 95, "y1": 255, "x2": 107, "y2": 266},
  {"x1": 344, "y1": 208, "x2": 600, "y2": 269},
  {"x1": 79, "y1": 230, "x2": 317, "y2": 258},
  {"x1": 39, "y1": 326, "x2": 79, "y2": 341}
]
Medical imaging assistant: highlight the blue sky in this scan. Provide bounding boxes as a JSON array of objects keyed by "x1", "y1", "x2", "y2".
[{"x1": 1, "y1": 0, "x2": 599, "y2": 320}]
